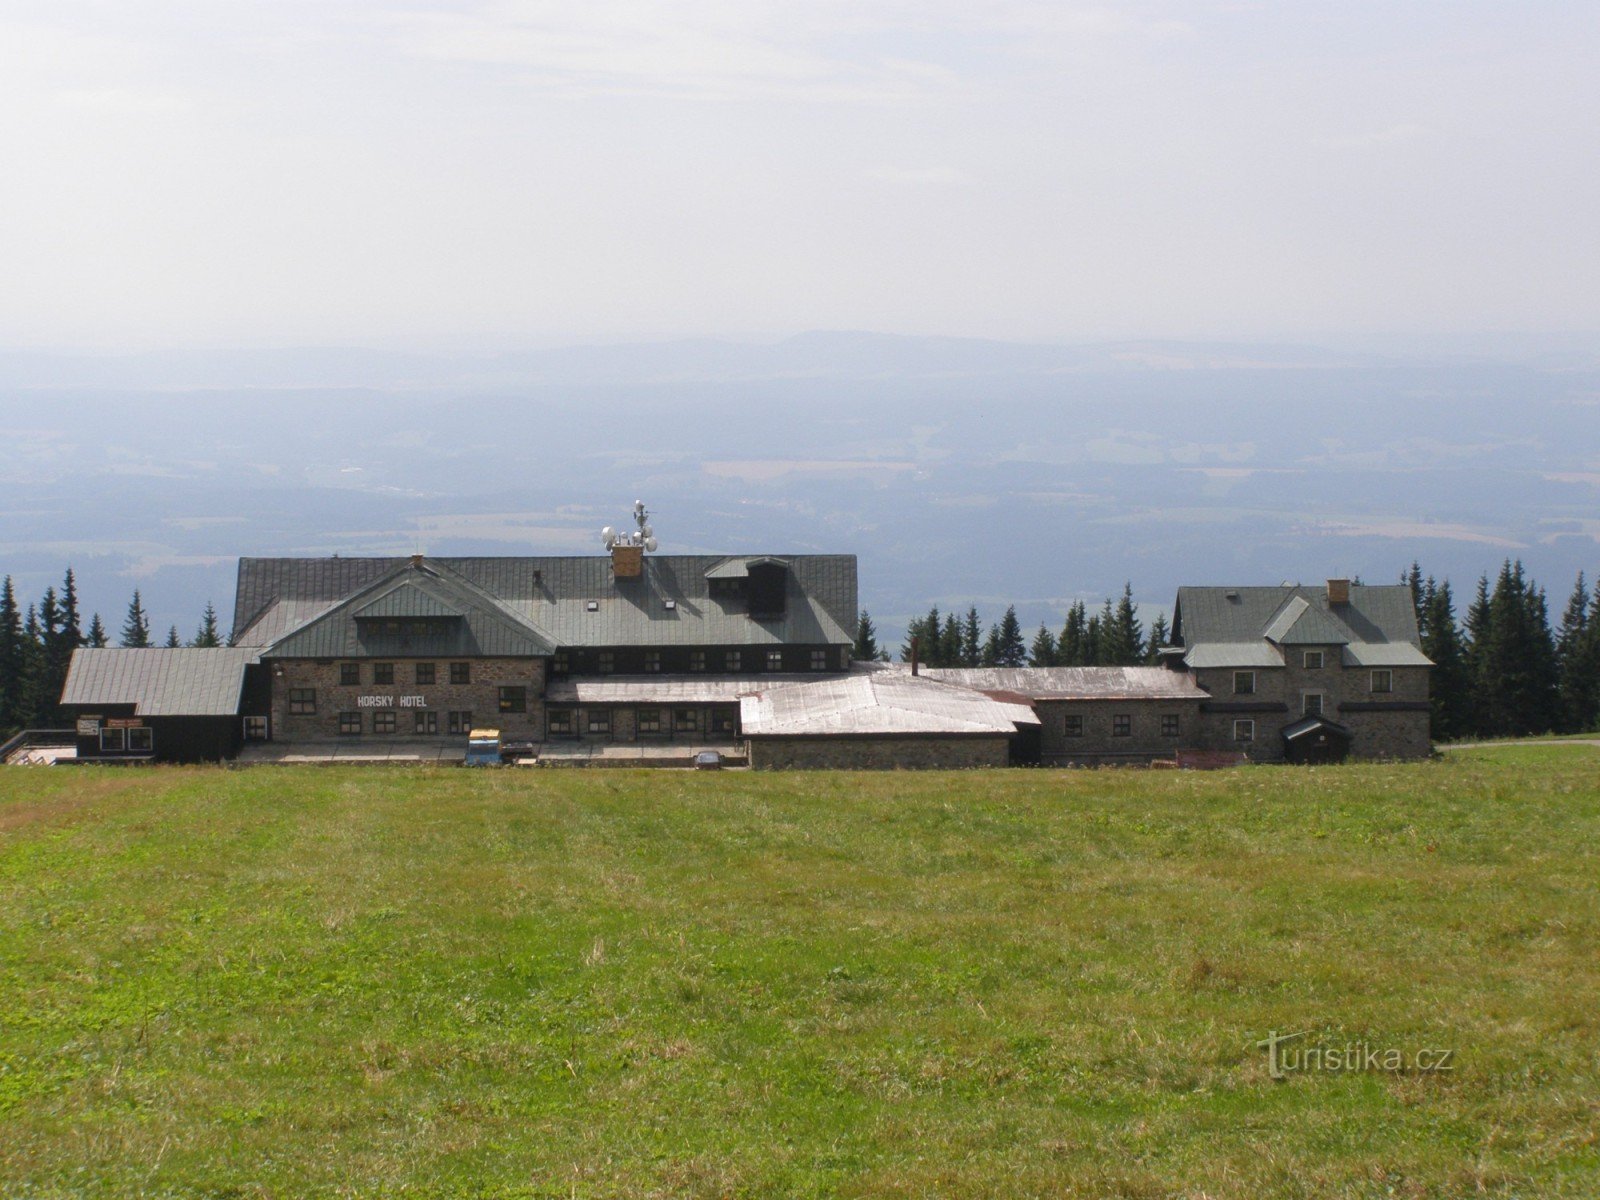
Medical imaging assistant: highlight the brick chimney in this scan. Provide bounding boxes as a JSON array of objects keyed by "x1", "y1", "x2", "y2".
[
  {"x1": 1327, "y1": 578, "x2": 1351, "y2": 605},
  {"x1": 611, "y1": 544, "x2": 643, "y2": 579}
]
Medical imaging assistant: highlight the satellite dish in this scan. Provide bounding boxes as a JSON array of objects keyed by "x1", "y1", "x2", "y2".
[
  {"x1": 641, "y1": 524, "x2": 653, "y2": 539},
  {"x1": 601, "y1": 526, "x2": 616, "y2": 548},
  {"x1": 644, "y1": 537, "x2": 658, "y2": 552}
]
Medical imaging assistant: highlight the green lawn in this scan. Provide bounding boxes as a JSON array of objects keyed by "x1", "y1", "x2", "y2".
[{"x1": 2, "y1": 757, "x2": 1597, "y2": 1198}]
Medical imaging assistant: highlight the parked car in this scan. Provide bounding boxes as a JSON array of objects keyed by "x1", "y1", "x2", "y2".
[{"x1": 694, "y1": 750, "x2": 723, "y2": 770}]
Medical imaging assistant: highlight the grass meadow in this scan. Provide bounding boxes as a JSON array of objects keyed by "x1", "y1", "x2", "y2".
[{"x1": 1, "y1": 747, "x2": 1597, "y2": 1197}]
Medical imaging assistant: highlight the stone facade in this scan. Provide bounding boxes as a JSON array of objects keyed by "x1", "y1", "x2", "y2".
[
  {"x1": 1034, "y1": 697, "x2": 1205, "y2": 765},
  {"x1": 1188, "y1": 653, "x2": 1431, "y2": 761},
  {"x1": 270, "y1": 657, "x2": 546, "y2": 742},
  {"x1": 749, "y1": 735, "x2": 1011, "y2": 770}
]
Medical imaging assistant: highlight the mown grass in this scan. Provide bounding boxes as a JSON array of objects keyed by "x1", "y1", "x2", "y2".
[{"x1": 1, "y1": 755, "x2": 1597, "y2": 1198}]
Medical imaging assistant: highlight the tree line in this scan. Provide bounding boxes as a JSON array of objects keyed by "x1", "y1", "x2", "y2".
[
  {"x1": 857, "y1": 560, "x2": 1600, "y2": 740},
  {"x1": 854, "y1": 584, "x2": 1167, "y2": 670},
  {"x1": 0, "y1": 569, "x2": 223, "y2": 734}
]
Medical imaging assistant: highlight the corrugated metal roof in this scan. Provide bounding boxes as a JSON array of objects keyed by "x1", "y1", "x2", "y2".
[
  {"x1": 61, "y1": 648, "x2": 258, "y2": 716},
  {"x1": 741, "y1": 672, "x2": 1029, "y2": 737},
  {"x1": 1183, "y1": 643, "x2": 1287, "y2": 668},
  {"x1": 233, "y1": 554, "x2": 856, "y2": 651},
  {"x1": 547, "y1": 673, "x2": 823, "y2": 704},
  {"x1": 914, "y1": 665, "x2": 1208, "y2": 701}
]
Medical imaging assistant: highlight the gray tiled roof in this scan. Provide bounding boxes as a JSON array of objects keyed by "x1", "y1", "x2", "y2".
[
  {"x1": 233, "y1": 554, "x2": 857, "y2": 652},
  {"x1": 61, "y1": 648, "x2": 258, "y2": 716},
  {"x1": 1174, "y1": 584, "x2": 1428, "y2": 670},
  {"x1": 912, "y1": 665, "x2": 1208, "y2": 701}
]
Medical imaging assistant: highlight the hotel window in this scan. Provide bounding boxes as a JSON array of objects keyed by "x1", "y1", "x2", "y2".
[
  {"x1": 637, "y1": 708, "x2": 663, "y2": 734},
  {"x1": 1303, "y1": 650, "x2": 1324, "y2": 670},
  {"x1": 644, "y1": 651, "x2": 661, "y2": 673},
  {"x1": 414, "y1": 711, "x2": 438, "y2": 734},
  {"x1": 710, "y1": 709, "x2": 736, "y2": 735},
  {"x1": 810, "y1": 650, "x2": 827, "y2": 671},
  {"x1": 373, "y1": 662, "x2": 395, "y2": 685},
  {"x1": 675, "y1": 708, "x2": 698, "y2": 731},
  {"x1": 1064, "y1": 715, "x2": 1084, "y2": 737},
  {"x1": 690, "y1": 650, "x2": 706, "y2": 672},
  {"x1": 1233, "y1": 671, "x2": 1255, "y2": 695},
  {"x1": 588, "y1": 710, "x2": 611, "y2": 734},
  {"x1": 1161, "y1": 714, "x2": 1180, "y2": 737},
  {"x1": 339, "y1": 712, "x2": 362, "y2": 735},
  {"x1": 766, "y1": 649, "x2": 783, "y2": 671},
  {"x1": 598, "y1": 651, "x2": 615, "y2": 674},
  {"x1": 552, "y1": 653, "x2": 569, "y2": 676},
  {"x1": 373, "y1": 712, "x2": 397, "y2": 734},
  {"x1": 448, "y1": 710, "x2": 472, "y2": 735},
  {"x1": 548, "y1": 708, "x2": 574, "y2": 736},
  {"x1": 127, "y1": 727, "x2": 153, "y2": 753},
  {"x1": 1112, "y1": 714, "x2": 1131, "y2": 737},
  {"x1": 499, "y1": 686, "x2": 527, "y2": 713},
  {"x1": 1371, "y1": 669, "x2": 1393, "y2": 694},
  {"x1": 450, "y1": 662, "x2": 470, "y2": 685},
  {"x1": 340, "y1": 662, "x2": 360, "y2": 686},
  {"x1": 1233, "y1": 719, "x2": 1255, "y2": 743},
  {"x1": 415, "y1": 662, "x2": 435, "y2": 685},
  {"x1": 288, "y1": 688, "x2": 316, "y2": 715},
  {"x1": 99, "y1": 727, "x2": 125, "y2": 752},
  {"x1": 725, "y1": 650, "x2": 742, "y2": 673},
  {"x1": 1303, "y1": 693, "x2": 1324, "y2": 716}
]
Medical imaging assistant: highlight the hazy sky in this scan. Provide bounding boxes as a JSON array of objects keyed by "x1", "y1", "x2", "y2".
[{"x1": 2, "y1": 2, "x2": 1596, "y2": 349}]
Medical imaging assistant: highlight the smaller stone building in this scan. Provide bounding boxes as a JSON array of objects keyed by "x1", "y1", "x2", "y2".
[
  {"x1": 1168, "y1": 579, "x2": 1433, "y2": 762},
  {"x1": 917, "y1": 666, "x2": 1209, "y2": 765}
]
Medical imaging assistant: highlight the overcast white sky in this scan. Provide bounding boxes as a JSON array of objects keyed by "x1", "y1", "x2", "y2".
[{"x1": 2, "y1": 1, "x2": 1596, "y2": 350}]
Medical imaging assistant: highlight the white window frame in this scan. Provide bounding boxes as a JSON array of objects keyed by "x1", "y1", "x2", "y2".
[
  {"x1": 1233, "y1": 671, "x2": 1256, "y2": 695},
  {"x1": 1371, "y1": 669, "x2": 1393, "y2": 694},
  {"x1": 1303, "y1": 650, "x2": 1324, "y2": 670},
  {"x1": 1233, "y1": 718, "x2": 1255, "y2": 743}
]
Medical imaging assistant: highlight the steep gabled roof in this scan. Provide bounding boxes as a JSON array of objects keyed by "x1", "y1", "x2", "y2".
[{"x1": 264, "y1": 560, "x2": 556, "y2": 658}]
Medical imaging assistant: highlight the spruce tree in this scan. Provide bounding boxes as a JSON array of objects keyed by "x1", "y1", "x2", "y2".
[
  {"x1": 87, "y1": 613, "x2": 108, "y2": 648},
  {"x1": 852, "y1": 609, "x2": 880, "y2": 662},
  {"x1": 1058, "y1": 601, "x2": 1088, "y2": 666},
  {"x1": 1028, "y1": 624, "x2": 1058, "y2": 667},
  {"x1": 939, "y1": 612, "x2": 962, "y2": 668},
  {"x1": 1478, "y1": 561, "x2": 1558, "y2": 736},
  {"x1": 164, "y1": 625, "x2": 182, "y2": 648},
  {"x1": 1145, "y1": 612, "x2": 1170, "y2": 664},
  {"x1": 21, "y1": 604, "x2": 44, "y2": 727},
  {"x1": 961, "y1": 607, "x2": 982, "y2": 667},
  {"x1": 1464, "y1": 574, "x2": 1492, "y2": 736},
  {"x1": 1083, "y1": 610, "x2": 1103, "y2": 667},
  {"x1": 1109, "y1": 583, "x2": 1143, "y2": 665},
  {"x1": 120, "y1": 591, "x2": 151, "y2": 648},
  {"x1": 1420, "y1": 578, "x2": 1471, "y2": 741},
  {"x1": 981, "y1": 623, "x2": 1002, "y2": 667},
  {"x1": 994, "y1": 606, "x2": 1026, "y2": 668},
  {"x1": 193, "y1": 601, "x2": 223, "y2": 649},
  {"x1": 1555, "y1": 573, "x2": 1595, "y2": 733},
  {"x1": 0, "y1": 577, "x2": 24, "y2": 734}
]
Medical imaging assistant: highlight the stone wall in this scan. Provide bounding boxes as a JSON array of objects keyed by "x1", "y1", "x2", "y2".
[
  {"x1": 270, "y1": 657, "x2": 546, "y2": 741},
  {"x1": 1035, "y1": 698, "x2": 1203, "y2": 765},
  {"x1": 1189, "y1": 655, "x2": 1431, "y2": 761},
  {"x1": 749, "y1": 735, "x2": 1010, "y2": 770}
]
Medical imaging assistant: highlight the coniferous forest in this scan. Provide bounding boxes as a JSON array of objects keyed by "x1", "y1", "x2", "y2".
[{"x1": 2, "y1": 560, "x2": 1598, "y2": 741}]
